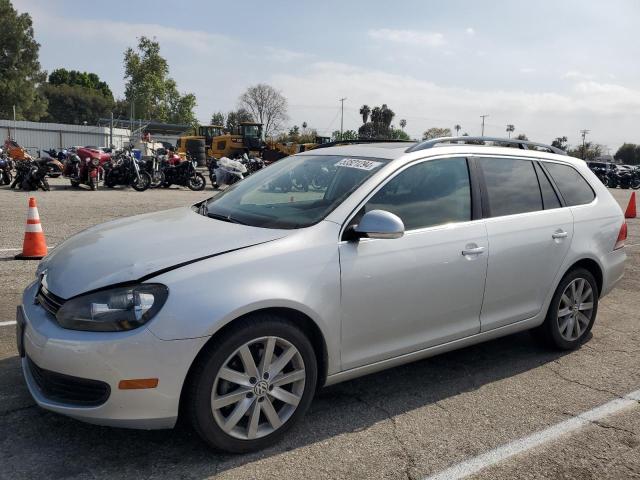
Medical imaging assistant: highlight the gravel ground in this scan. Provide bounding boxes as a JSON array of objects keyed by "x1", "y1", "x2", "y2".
[{"x1": 0, "y1": 177, "x2": 638, "y2": 480}]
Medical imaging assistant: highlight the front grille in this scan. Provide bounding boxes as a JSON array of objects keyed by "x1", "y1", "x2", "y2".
[
  {"x1": 27, "y1": 356, "x2": 111, "y2": 407},
  {"x1": 36, "y1": 283, "x2": 64, "y2": 317}
]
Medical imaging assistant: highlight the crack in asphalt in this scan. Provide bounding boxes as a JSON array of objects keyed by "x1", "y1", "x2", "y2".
[
  {"x1": 351, "y1": 392, "x2": 419, "y2": 480},
  {"x1": 545, "y1": 361, "x2": 622, "y2": 399}
]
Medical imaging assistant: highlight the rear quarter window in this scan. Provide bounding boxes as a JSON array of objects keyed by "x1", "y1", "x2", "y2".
[{"x1": 544, "y1": 162, "x2": 595, "y2": 206}]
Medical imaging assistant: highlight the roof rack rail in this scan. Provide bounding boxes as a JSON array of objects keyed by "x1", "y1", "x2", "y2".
[
  {"x1": 313, "y1": 139, "x2": 415, "y2": 150},
  {"x1": 405, "y1": 136, "x2": 566, "y2": 155}
]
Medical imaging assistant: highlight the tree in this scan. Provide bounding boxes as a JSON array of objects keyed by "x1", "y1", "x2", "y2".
[
  {"x1": 239, "y1": 83, "x2": 288, "y2": 137},
  {"x1": 422, "y1": 127, "x2": 452, "y2": 140},
  {"x1": 506, "y1": 124, "x2": 515, "y2": 138},
  {"x1": 48, "y1": 68, "x2": 112, "y2": 98},
  {"x1": 225, "y1": 108, "x2": 253, "y2": 131},
  {"x1": 0, "y1": 0, "x2": 47, "y2": 120},
  {"x1": 454, "y1": 124, "x2": 461, "y2": 136},
  {"x1": 43, "y1": 69, "x2": 114, "y2": 124},
  {"x1": 42, "y1": 84, "x2": 113, "y2": 124},
  {"x1": 123, "y1": 36, "x2": 197, "y2": 125},
  {"x1": 614, "y1": 143, "x2": 640, "y2": 165},
  {"x1": 399, "y1": 119, "x2": 407, "y2": 130},
  {"x1": 551, "y1": 136, "x2": 568, "y2": 151},
  {"x1": 210, "y1": 111, "x2": 225, "y2": 126},
  {"x1": 515, "y1": 133, "x2": 528, "y2": 141},
  {"x1": 380, "y1": 104, "x2": 395, "y2": 128},
  {"x1": 390, "y1": 128, "x2": 410, "y2": 140},
  {"x1": 332, "y1": 129, "x2": 358, "y2": 141},
  {"x1": 567, "y1": 142, "x2": 603, "y2": 161},
  {"x1": 359, "y1": 105, "x2": 370, "y2": 124}
]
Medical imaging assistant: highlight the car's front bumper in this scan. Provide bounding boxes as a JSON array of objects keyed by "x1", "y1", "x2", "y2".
[{"x1": 20, "y1": 280, "x2": 208, "y2": 429}]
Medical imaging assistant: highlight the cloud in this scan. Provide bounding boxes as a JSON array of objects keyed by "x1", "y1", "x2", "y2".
[
  {"x1": 263, "y1": 47, "x2": 308, "y2": 63},
  {"x1": 519, "y1": 67, "x2": 536, "y2": 74},
  {"x1": 465, "y1": 27, "x2": 475, "y2": 36},
  {"x1": 563, "y1": 70, "x2": 596, "y2": 81},
  {"x1": 271, "y1": 62, "x2": 640, "y2": 143},
  {"x1": 367, "y1": 29, "x2": 445, "y2": 47}
]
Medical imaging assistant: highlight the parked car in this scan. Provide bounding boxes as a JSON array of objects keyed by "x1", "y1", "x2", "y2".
[{"x1": 18, "y1": 137, "x2": 626, "y2": 453}]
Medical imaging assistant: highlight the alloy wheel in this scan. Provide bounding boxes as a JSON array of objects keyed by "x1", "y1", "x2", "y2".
[
  {"x1": 211, "y1": 336, "x2": 306, "y2": 440},
  {"x1": 557, "y1": 277, "x2": 594, "y2": 341}
]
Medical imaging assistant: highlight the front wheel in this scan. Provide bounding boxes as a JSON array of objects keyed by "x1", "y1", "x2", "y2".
[
  {"x1": 187, "y1": 315, "x2": 317, "y2": 453},
  {"x1": 188, "y1": 173, "x2": 206, "y2": 191},
  {"x1": 533, "y1": 268, "x2": 598, "y2": 350},
  {"x1": 632, "y1": 179, "x2": 640, "y2": 190},
  {"x1": 132, "y1": 172, "x2": 151, "y2": 191}
]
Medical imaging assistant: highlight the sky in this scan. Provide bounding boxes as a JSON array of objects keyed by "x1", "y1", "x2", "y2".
[{"x1": 14, "y1": 0, "x2": 640, "y2": 151}]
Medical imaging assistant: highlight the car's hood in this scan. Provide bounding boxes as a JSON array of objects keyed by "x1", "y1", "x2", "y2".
[{"x1": 40, "y1": 207, "x2": 288, "y2": 299}]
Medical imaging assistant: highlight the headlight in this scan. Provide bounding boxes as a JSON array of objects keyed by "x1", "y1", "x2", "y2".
[
  {"x1": 56, "y1": 284, "x2": 168, "y2": 332},
  {"x1": 91, "y1": 158, "x2": 100, "y2": 166}
]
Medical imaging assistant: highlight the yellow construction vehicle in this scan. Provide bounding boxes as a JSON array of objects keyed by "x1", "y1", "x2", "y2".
[
  {"x1": 176, "y1": 123, "x2": 265, "y2": 163},
  {"x1": 262, "y1": 135, "x2": 332, "y2": 163}
]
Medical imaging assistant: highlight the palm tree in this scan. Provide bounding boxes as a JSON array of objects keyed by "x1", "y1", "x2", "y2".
[
  {"x1": 506, "y1": 124, "x2": 515, "y2": 138},
  {"x1": 359, "y1": 105, "x2": 371, "y2": 124},
  {"x1": 400, "y1": 119, "x2": 407, "y2": 130},
  {"x1": 381, "y1": 104, "x2": 395, "y2": 129},
  {"x1": 454, "y1": 124, "x2": 461, "y2": 136}
]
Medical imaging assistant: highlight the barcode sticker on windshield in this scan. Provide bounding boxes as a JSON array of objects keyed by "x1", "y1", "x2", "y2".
[{"x1": 335, "y1": 158, "x2": 382, "y2": 171}]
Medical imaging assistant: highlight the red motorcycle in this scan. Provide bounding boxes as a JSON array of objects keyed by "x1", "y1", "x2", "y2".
[{"x1": 63, "y1": 153, "x2": 104, "y2": 190}]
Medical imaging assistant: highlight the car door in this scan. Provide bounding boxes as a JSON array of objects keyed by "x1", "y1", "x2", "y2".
[
  {"x1": 339, "y1": 157, "x2": 488, "y2": 370},
  {"x1": 476, "y1": 156, "x2": 574, "y2": 331}
]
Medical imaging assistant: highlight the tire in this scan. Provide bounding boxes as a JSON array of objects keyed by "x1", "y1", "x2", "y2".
[
  {"x1": 4, "y1": 170, "x2": 12, "y2": 185},
  {"x1": 41, "y1": 178, "x2": 50, "y2": 191},
  {"x1": 209, "y1": 173, "x2": 218, "y2": 189},
  {"x1": 186, "y1": 139, "x2": 207, "y2": 167},
  {"x1": 150, "y1": 171, "x2": 165, "y2": 188},
  {"x1": 132, "y1": 172, "x2": 151, "y2": 191},
  {"x1": 70, "y1": 179, "x2": 80, "y2": 188},
  {"x1": 188, "y1": 173, "x2": 206, "y2": 191},
  {"x1": 186, "y1": 315, "x2": 317, "y2": 453},
  {"x1": 533, "y1": 268, "x2": 598, "y2": 350}
]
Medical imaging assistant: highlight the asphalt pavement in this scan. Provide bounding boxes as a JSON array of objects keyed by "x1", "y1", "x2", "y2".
[{"x1": 0, "y1": 178, "x2": 638, "y2": 479}]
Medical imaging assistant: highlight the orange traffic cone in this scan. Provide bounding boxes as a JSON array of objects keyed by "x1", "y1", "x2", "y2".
[
  {"x1": 15, "y1": 197, "x2": 48, "y2": 260},
  {"x1": 625, "y1": 192, "x2": 637, "y2": 219}
]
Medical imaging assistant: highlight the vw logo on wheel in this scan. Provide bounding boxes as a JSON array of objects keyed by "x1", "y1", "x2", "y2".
[{"x1": 253, "y1": 380, "x2": 269, "y2": 396}]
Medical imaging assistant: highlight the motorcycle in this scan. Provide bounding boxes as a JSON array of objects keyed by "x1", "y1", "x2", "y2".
[
  {"x1": 41, "y1": 149, "x2": 65, "y2": 178},
  {"x1": 63, "y1": 153, "x2": 103, "y2": 190},
  {"x1": 615, "y1": 168, "x2": 640, "y2": 190},
  {"x1": 103, "y1": 148, "x2": 151, "y2": 191},
  {"x1": 139, "y1": 154, "x2": 165, "y2": 188},
  {"x1": 162, "y1": 156, "x2": 206, "y2": 191},
  {"x1": 208, "y1": 154, "x2": 263, "y2": 189},
  {"x1": 11, "y1": 158, "x2": 50, "y2": 191},
  {"x1": 0, "y1": 148, "x2": 13, "y2": 185},
  {"x1": 211, "y1": 157, "x2": 246, "y2": 189}
]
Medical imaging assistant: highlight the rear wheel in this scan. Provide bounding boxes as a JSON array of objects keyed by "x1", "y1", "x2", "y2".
[
  {"x1": 150, "y1": 171, "x2": 165, "y2": 188},
  {"x1": 187, "y1": 315, "x2": 317, "y2": 453},
  {"x1": 188, "y1": 173, "x2": 206, "y2": 191},
  {"x1": 534, "y1": 268, "x2": 598, "y2": 350}
]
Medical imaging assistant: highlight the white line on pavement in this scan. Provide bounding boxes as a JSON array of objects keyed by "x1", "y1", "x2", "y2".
[
  {"x1": 0, "y1": 245, "x2": 56, "y2": 253},
  {"x1": 423, "y1": 388, "x2": 640, "y2": 480},
  {"x1": 0, "y1": 321, "x2": 17, "y2": 327}
]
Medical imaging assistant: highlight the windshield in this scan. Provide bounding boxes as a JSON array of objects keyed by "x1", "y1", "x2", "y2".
[
  {"x1": 243, "y1": 125, "x2": 261, "y2": 138},
  {"x1": 204, "y1": 155, "x2": 389, "y2": 229}
]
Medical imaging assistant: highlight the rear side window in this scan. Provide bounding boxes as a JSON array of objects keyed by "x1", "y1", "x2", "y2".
[
  {"x1": 544, "y1": 163, "x2": 595, "y2": 206},
  {"x1": 479, "y1": 158, "x2": 542, "y2": 217},
  {"x1": 534, "y1": 163, "x2": 561, "y2": 210}
]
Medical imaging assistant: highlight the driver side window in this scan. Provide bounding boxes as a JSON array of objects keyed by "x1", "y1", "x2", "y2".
[{"x1": 361, "y1": 157, "x2": 471, "y2": 231}]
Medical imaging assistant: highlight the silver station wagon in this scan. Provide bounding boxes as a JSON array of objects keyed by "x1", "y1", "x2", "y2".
[{"x1": 19, "y1": 137, "x2": 627, "y2": 452}]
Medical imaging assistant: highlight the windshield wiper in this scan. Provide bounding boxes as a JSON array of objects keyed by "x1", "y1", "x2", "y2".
[{"x1": 207, "y1": 212, "x2": 247, "y2": 225}]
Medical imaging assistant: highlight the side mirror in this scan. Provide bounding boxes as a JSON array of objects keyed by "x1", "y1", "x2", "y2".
[{"x1": 350, "y1": 210, "x2": 405, "y2": 240}]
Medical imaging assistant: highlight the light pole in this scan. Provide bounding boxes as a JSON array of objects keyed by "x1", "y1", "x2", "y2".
[
  {"x1": 339, "y1": 98, "x2": 347, "y2": 140},
  {"x1": 480, "y1": 114, "x2": 489, "y2": 136},
  {"x1": 580, "y1": 129, "x2": 590, "y2": 160}
]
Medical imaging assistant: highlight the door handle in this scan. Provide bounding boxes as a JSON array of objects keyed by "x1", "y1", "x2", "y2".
[
  {"x1": 462, "y1": 246, "x2": 485, "y2": 256},
  {"x1": 552, "y1": 230, "x2": 568, "y2": 239}
]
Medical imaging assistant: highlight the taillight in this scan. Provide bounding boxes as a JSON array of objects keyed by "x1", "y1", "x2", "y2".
[{"x1": 614, "y1": 221, "x2": 627, "y2": 250}]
